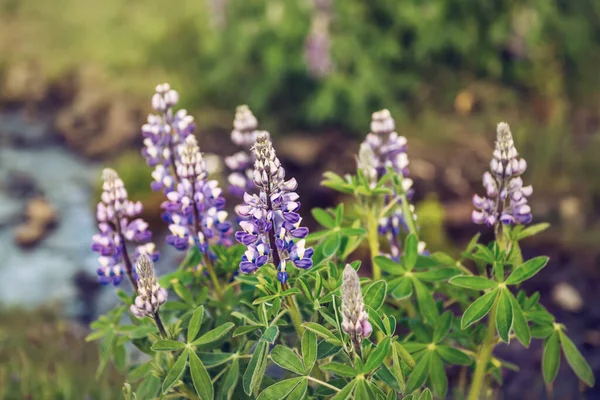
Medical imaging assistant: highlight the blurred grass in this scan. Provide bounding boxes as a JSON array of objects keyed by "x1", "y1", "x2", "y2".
[{"x1": 0, "y1": 308, "x2": 123, "y2": 400}]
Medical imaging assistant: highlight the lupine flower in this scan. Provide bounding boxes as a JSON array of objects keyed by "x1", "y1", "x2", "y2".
[
  {"x1": 359, "y1": 109, "x2": 421, "y2": 260},
  {"x1": 92, "y1": 169, "x2": 157, "y2": 286},
  {"x1": 130, "y1": 254, "x2": 168, "y2": 318},
  {"x1": 163, "y1": 135, "x2": 232, "y2": 254},
  {"x1": 225, "y1": 105, "x2": 265, "y2": 197},
  {"x1": 235, "y1": 132, "x2": 313, "y2": 284},
  {"x1": 304, "y1": 0, "x2": 333, "y2": 78},
  {"x1": 472, "y1": 122, "x2": 533, "y2": 226},
  {"x1": 141, "y1": 83, "x2": 195, "y2": 193},
  {"x1": 341, "y1": 265, "x2": 372, "y2": 341}
]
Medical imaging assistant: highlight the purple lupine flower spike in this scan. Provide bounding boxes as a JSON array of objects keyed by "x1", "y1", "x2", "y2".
[
  {"x1": 225, "y1": 105, "x2": 266, "y2": 197},
  {"x1": 472, "y1": 122, "x2": 533, "y2": 227},
  {"x1": 92, "y1": 168, "x2": 158, "y2": 287},
  {"x1": 163, "y1": 135, "x2": 232, "y2": 254},
  {"x1": 141, "y1": 83, "x2": 195, "y2": 193},
  {"x1": 359, "y1": 109, "x2": 426, "y2": 260},
  {"x1": 235, "y1": 132, "x2": 313, "y2": 284}
]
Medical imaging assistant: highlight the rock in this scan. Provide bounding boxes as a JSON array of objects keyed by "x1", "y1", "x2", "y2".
[
  {"x1": 0, "y1": 111, "x2": 52, "y2": 147},
  {"x1": 14, "y1": 223, "x2": 45, "y2": 248},
  {"x1": 26, "y1": 197, "x2": 57, "y2": 227},
  {"x1": 0, "y1": 193, "x2": 22, "y2": 227},
  {"x1": 1, "y1": 62, "x2": 48, "y2": 104},
  {"x1": 552, "y1": 282, "x2": 584, "y2": 312}
]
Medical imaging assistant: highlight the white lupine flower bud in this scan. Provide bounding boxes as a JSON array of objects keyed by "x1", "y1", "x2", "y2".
[
  {"x1": 341, "y1": 265, "x2": 372, "y2": 341},
  {"x1": 130, "y1": 254, "x2": 168, "y2": 318}
]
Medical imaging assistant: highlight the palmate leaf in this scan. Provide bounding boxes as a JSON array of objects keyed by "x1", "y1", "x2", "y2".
[
  {"x1": 364, "y1": 337, "x2": 391, "y2": 372},
  {"x1": 559, "y1": 330, "x2": 595, "y2": 387},
  {"x1": 412, "y1": 278, "x2": 439, "y2": 324},
  {"x1": 218, "y1": 356, "x2": 239, "y2": 400},
  {"x1": 187, "y1": 305, "x2": 204, "y2": 343},
  {"x1": 429, "y1": 351, "x2": 447, "y2": 399},
  {"x1": 542, "y1": 331, "x2": 560, "y2": 383},
  {"x1": 256, "y1": 377, "x2": 305, "y2": 400},
  {"x1": 243, "y1": 341, "x2": 269, "y2": 396},
  {"x1": 270, "y1": 346, "x2": 305, "y2": 375},
  {"x1": 507, "y1": 291, "x2": 531, "y2": 347},
  {"x1": 162, "y1": 348, "x2": 189, "y2": 394},
  {"x1": 461, "y1": 289, "x2": 499, "y2": 329},
  {"x1": 449, "y1": 276, "x2": 497, "y2": 291},
  {"x1": 189, "y1": 350, "x2": 213, "y2": 400},
  {"x1": 373, "y1": 256, "x2": 405, "y2": 275},
  {"x1": 406, "y1": 350, "x2": 432, "y2": 393},
  {"x1": 363, "y1": 280, "x2": 387, "y2": 310},
  {"x1": 495, "y1": 289, "x2": 513, "y2": 343},
  {"x1": 192, "y1": 322, "x2": 235, "y2": 346},
  {"x1": 505, "y1": 257, "x2": 549, "y2": 285},
  {"x1": 302, "y1": 330, "x2": 318, "y2": 374}
]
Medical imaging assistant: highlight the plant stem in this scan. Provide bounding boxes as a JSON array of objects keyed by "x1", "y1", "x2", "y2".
[
  {"x1": 153, "y1": 311, "x2": 169, "y2": 339},
  {"x1": 307, "y1": 376, "x2": 341, "y2": 392},
  {"x1": 203, "y1": 254, "x2": 224, "y2": 300},
  {"x1": 282, "y1": 286, "x2": 305, "y2": 336},
  {"x1": 366, "y1": 212, "x2": 381, "y2": 280},
  {"x1": 468, "y1": 301, "x2": 499, "y2": 400}
]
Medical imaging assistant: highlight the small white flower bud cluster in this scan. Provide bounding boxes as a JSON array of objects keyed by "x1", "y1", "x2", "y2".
[
  {"x1": 341, "y1": 265, "x2": 373, "y2": 340},
  {"x1": 177, "y1": 135, "x2": 208, "y2": 181},
  {"x1": 152, "y1": 83, "x2": 179, "y2": 113},
  {"x1": 130, "y1": 254, "x2": 168, "y2": 318},
  {"x1": 252, "y1": 132, "x2": 285, "y2": 192}
]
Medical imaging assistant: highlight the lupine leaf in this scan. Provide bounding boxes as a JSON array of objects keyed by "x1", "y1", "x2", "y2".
[
  {"x1": 429, "y1": 351, "x2": 447, "y2": 398},
  {"x1": 391, "y1": 277, "x2": 413, "y2": 300},
  {"x1": 192, "y1": 322, "x2": 235, "y2": 346},
  {"x1": 435, "y1": 346, "x2": 471, "y2": 365},
  {"x1": 364, "y1": 337, "x2": 391, "y2": 372},
  {"x1": 375, "y1": 363, "x2": 401, "y2": 391},
  {"x1": 449, "y1": 276, "x2": 497, "y2": 291},
  {"x1": 256, "y1": 377, "x2": 304, "y2": 400},
  {"x1": 243, "y1": 341, "x2": 268, "y2": 396},
  {"x1": 189, "y1": 350, "x2": 213, "y2": 400},
  {"x1": 303, "y1": 322, "x2": 343, "y2": 345},
  {"x1": 461, "y1": 289, "x2": 498, "y2": 329},
  {"x1": 542, "y1": 331, "x2": 560, "y2": 384},
  {"x1": 392, "y1": 342, "x2": 407, "y2": 392},
  {"x1": 373, "y1": 256, "x2": 405, "y2": 275},
  {"x1": 187, "y1": 306, "x2": 204, "y2": 343},
  {"x1": 507, "y1": 291, "x2": 531, "y2": 347},
  {"x1": 198, "y1": 352, "x2": 234, "y2": 368},
  {"x1": 261, "y1": 325, "x2": 280, "y2": 344},
  {"x1": 217, "y1": 356, "x2": 239, "y2": 400},
  {"x1": 516, "y1": 223, "x2": 550, "y2": 240},
  {"x1": 162, "y1": 348, "x2": 189, "y2": 394},
  {"x1": 312, "y1": 208, "x2": 336, "y2": 228},
  {"x1": 270, "y1": 345, "x2": 305, "y2": 375},
  {"x1": 496, "y1": 289, "x2": 513, "y2": 343},
  {"x1": 394, "y1": 342, "x2": 416, "y2": 368},
  {"x1": 414, "y1": 268, "x2": 461, "y2": 282},
  {"x1": 323, "y1": 232, "x2": 341, "y2": 257},
  {"x1": 286, "y1": 378, "x2": 309, "y2": 400},
  {"x1": 406, "y1": 351, "x2": 432, "y2": 393},
  {"x1": 419, "y1": 388, "x2": 433, "y2": 400},
  {"x1": 505, "y1": 257, "x2": 549, "y2": 285},
  {"x1": 152, "y1": 340, "x2": 186, "y2": 352},
  {"x1": 302, "y1": 330, "x2": 318, "y2": 374},
  {"x1": 233, "y1": 325, "x2": 261, "y2": 337},
  {"x1": 404, "y1": 234, "x2": 419, "y2": 270},
  {"x1": 364, "y1": 280, "x2": 387, "y2": 310},
  {"x1": 412, "y1": 278, "x2": 439, "y2": 324},
  {"x1": 559, "y1": 331, "x2": 595, "y2": 387},
  {"x1": 172, "y1": 281, "x2": 195, "y2": 306},
  {"x1": 432, "y1": 311, "x2": 452, "y2": 343},
  {"x1": 354, "y1": 379, "x2": 372, "y2": 400},
  {"x1": 330, "y1": 379, "x2": 357, "y2": 400},
  {"x1": 321, "y1": 362, "x2": 358, "y2": 377}
]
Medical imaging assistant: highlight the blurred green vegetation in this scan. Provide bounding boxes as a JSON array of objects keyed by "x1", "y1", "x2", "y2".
[
  {"x1": 0, "y1": 308, "x2": 123, "y2": 400},
  {"x1": 1, "y1": 0, "x2": 600, "y2": 201}
]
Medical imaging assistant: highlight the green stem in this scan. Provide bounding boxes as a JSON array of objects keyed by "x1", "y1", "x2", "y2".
[
  {"x1": 366, "y1": 212, "x2": 381, "y2": 280},
  {"x1": 468, "y1": 301, "x2": 499, "y2": 400},
  {"x1": 203, "y1": 255, "x2": 224, "y2": 300},
  {"x1": 399, "y1": 192, "x2": 418, "y2": 237},
  {"x1": 282, "y1": 286, "x2": 304, "y2": 336}
]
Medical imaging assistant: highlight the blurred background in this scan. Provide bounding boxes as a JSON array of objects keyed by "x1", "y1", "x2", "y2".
[{"x1": 0, "y1": 0, "x2": 599, "y2": 398}]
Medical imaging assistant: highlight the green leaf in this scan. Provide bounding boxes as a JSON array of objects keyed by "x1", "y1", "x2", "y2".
[
  {"x1": 496, "y1": 289, "x2": 514, "y2": 343},
  {"x1": 412, "y1": 278, "x2": 439, "y2": 324},
  {"x1": 218, "y1": 356, "x2": 239, "y2": 400},
  {"x1": 394, "y1": 342, "x2": 416, "y2": 368},
  {"x1": 152, "y1": 340, "x2": 186, "y2": 352},
  {"x1": 449, "y1": 276, "x2": 498, "y2": 291},
  {"x1": 436, "y1": 346, "x2": 471, "y2": 365},
  {"x1": 172, "y1": 281, "x2": 195, "y2": 306},
  {"x1": 364, "y1": 337, "x2": 391, "y2": 372},
  {"x1": 136, "y1": 374, "x2": 161, "y2": 399},
  {"x1": 406, "y1": 351, "x2": 432, "y2": 393},
  {"x1": 404, "y1": 234, "x2": 419, "y2": 270},
  {"x1": 187, "y1": 306, "x2": 204, "y2": 343},
  {"x1": 364, "y1": 280, "x2": 387, "y2": 310},
  {"x1": 419, "y1": 388, "x2": 433, "y2": 400},
  {"x1": 270, "y1": 346, "x2": 305, "y2": 375},
  {"x1": 312, "y1": 208, "x2": 336, "y2": 228},
  {"x1": 373, "y1": 256, "x2": 405, "y2": 275},
  {"x1": 189, "y1": 351, "x2": 213, "y2": 400},
  {"x1": 243, "y1": 341, "x2": 268, "y2": 396},
  {"x1": 516, "y1": 223, "x2": 550, "y2": 240},
  {"x1": 375, "y1": 364, "x2": 401, "y2": 392},
  {"x1": 461, "y1": 289, "x2": 499, "y2": 329},
  {"x1": 198, "y1": 352, "x2": 234, "y2": 368},
  {"x1": 391, "y1": 277, "x2": 413, "y2": 300},
  {"x1": 233, "y1": 325, "x2": 260, "y2": 337},
  {"x1": 391, "y1": 342, "x2": 407, "y2": 392},
  {"x1": 96, "y1": 328, "x2": 116, "y2": 378},
  {"x1": 317, "y1": 341, "x2": 342, "y2": 359},
  {"x1": 303, "y1": 322, "x2": 343, "y2": 345},
  {"x1": 505, "y1": 257, "x2": 549, "y2": 285},
  {"x1": 433, "y1": 311, "x2": 453, "y2": 343},
  {"x1": 192, "y1": 322, "x2": 235, "y2": 346},
  {"x1": 286, "y1": 378, "x2": 308, "y2": 400},
  {"x1": 354, "y1": 379, "x2": 372, "y2": 400},
  {"x1": 162, "y1": 348, "x2": 189, "y2": 394},
  {"x1": 507, "y1": 291, "x2": 531, "y2": 347},
  {"x1": 321, "y1": 362, "x2": 358, "y2": 377},
  {"x1": 429, "y1": 352, "x2": 447, "y2": 399},
  {"x1": 323, "y1": 232, "x2": 341, "y2": 257},
  {"x1": 257, "y1": 377, "x2": 304, "y2": 400},
  {"x1": 414, "y1": 268, "x2": 461, "y2": 282},
  {"x1": 302, "y1": 330, "x2": 317, "y2": 374},
  {"x1": 559, "y1": 331, "x2": 595, "y2": 387},
  {"x1": 542, "y1": 331, "x2": 560, "y2": 384},
  {"x1": 330, "y1": 379, "x2": 357, "y2": 400},
  {"x1": 261, "y1": 325, "x2": 280, "y2": 344}
]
